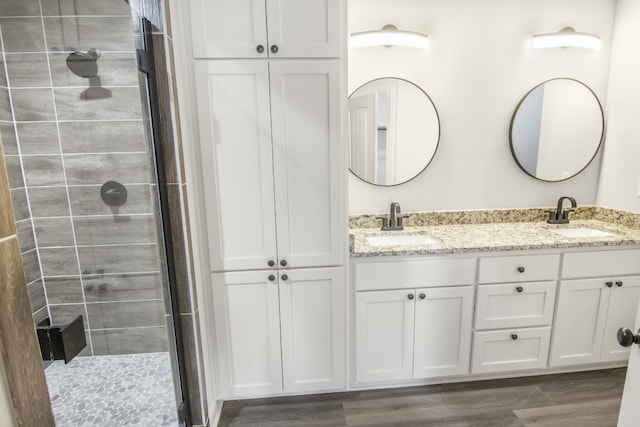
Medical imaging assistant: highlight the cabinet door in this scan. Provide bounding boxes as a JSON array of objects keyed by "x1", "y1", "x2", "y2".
[
  {"x1": 195, "y1": 61, "x2": 278, "y2": 272},
  {"x1": 356, "y1": 290, "x2": 415, "y2": 382},
  {"x1": 270, "y1": 60, "x2": 344, "y2": 269},
  {"x1": 212, "y1": 271, "x2": 282, "y2": 397},
  {"x1": 190, "y1": 0, "x2": 269, "y2": 58},
  {"x1": 279, "y1": 267, "x2": 344, "y2": 393},
  {"x1": 549, "y1": 279, "x2": 610, "y2": 367},
  {"x1": 601, "y1": 276, "x2": 640, "y2": 362},
  {"x1": 413, "y1": 286, "x2": 473, "y2": 378},
  {"x1": 265, "y1": 0, "x2": 341, "y2": 58}
]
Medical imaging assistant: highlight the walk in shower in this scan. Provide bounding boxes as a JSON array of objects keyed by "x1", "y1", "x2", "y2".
[{"x1": 0, "y1": 1, "x2": 186, "y2": 425}]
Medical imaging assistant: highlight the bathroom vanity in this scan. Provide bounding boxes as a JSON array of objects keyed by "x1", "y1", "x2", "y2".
[{"x1": 351, "y1": 212, "x2": 640, "y2": 387}]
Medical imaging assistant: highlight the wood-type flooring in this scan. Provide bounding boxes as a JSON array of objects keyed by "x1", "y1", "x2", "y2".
[{"x1": 218, "y1": 368, "x2": 626, "y2": 426}]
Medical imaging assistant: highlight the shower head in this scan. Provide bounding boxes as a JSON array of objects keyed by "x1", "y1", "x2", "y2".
[{"x1": 66, "y1": 48, "x2": 101, "y2": 78}]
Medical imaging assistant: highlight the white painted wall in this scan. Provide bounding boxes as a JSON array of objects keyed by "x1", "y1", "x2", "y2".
[
  {"x1": 348, "y1": 0, "x2": 615, "y2": 214},
  {"x1": 597, "y1": 0, "x2": 640, "y2": 213}
]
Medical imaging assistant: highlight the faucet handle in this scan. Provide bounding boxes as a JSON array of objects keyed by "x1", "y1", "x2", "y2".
[{"x1": 376, "y1": 216, "x2": 389, "y2": 230}]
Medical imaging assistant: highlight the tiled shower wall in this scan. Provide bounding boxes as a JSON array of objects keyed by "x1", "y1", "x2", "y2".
[{"x1": 0, "y1": 0, "x2": 170, "y2": 356}]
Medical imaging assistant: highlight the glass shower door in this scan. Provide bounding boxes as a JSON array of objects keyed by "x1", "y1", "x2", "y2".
[{"x1": 0, "y1": 0, "x2": 185, "y2": 425}]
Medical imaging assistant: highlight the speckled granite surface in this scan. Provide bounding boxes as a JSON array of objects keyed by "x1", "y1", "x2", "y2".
[{"x1": 350, "y1": 207, "x2": 640, "y2": 257}]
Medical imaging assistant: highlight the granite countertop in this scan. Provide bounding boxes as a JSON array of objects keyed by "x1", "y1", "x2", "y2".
[{"x1": 350, "y1": 219, "x2": 640, "y2": 257}]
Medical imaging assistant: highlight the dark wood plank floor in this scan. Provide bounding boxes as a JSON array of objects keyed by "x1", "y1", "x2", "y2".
[{"x1": 218, "y1": 368, "x2": 626, "y2": 426}]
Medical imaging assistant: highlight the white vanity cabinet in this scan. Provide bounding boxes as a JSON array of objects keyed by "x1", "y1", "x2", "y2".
[
  {"x1": 190, "y1": 0, "x2": 341, "y2": 58},
  {"x1": 472, "y1": 254, "x2": 559, "y2": 374},
  {"x1": 353, "y1": 257, "x2": 475, "y2": 383},
  {"x1": 195, "y1": 59, "x2": 344, "y2": 272},
  {"x1": 212, "y1": 267, "x2": 344, "y2": 397},
  {"x1": 550, "y1": 249, "x2": 640, "y2": 367}
]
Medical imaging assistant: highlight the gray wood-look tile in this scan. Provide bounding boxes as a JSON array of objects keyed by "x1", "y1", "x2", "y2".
[
  {"x1": 44, "y1": 276, "x2": 84, "y2": 304},
  {"x1": 49, "y1": 303, "x2": 88, "y2": 326},
  {"x1": 90, "y1": 325, "x2": 169, "y2": 355},
  {"x1": 41, "y1": 0, "x2": 131, "y2": 16},
  {"x1": 10, "y1": 88, "x2": 56, "y2": 121},
  {"x1": 82, "y1": 272, "x2": 163, "y2": 303},
  {"x1": 73, "y1": 214, "x2": 157, "y2": 246},
  {"x1": 15, "y1": 122, "x2": 61, "y2": 155},
  {"x1": 43, "y1": 17, "x2": 135, "y2": 52},
  {"x1": 27, "y1": 277, "x2": 46, "y2": 314},
  {"x1": 0, "y1": 0, "x2": 41, "y2": 16},
  {"x1": 85, "y1": 300, "x2": 166, "y2": 329},
  {"x1": 3, "y1": 154, "x2": 24, "y2": 189},
  {"x1": 33, "y1": 217, "x2": 75, "y2": 247},
  {"x1": 68, "y1": 184, "x2": 154, "y2": 216},
  {"x1": 4, "y1": 53, "x2": 50, "y2": 87},
  {"x1": 9, "y1": 187, "x2": 30, "y2": 220},
  {"x1": 49, "y1": 52, "x2": 139, "y2": 88},
  {"x1": 16, "y1": 218, "x2": 35, "y2": 252},
  {"x1": 28, "y1": 186, "x2": 71, "y2": 217},
  {"x1": 0, "y1": 89, "x2": 11, "y2": 121},
  {"x1": 64, "y1": 153, "x2": 151, "y2": 185},
  {"x1": 77, "y1": 243, "x2": 160, "y2": 275},
  {"x1": 39, "y1": 247, "x2": 80, "y2": 276},
  {"x1": 0, "y1": 18, "x2": 46, "y2": 53},
  {"x1": 219, "y1": 369, "x2": 626, "y2": 427},
  {"x1": 21, "y1": 247, "x2": 41, "y2": 283},
  {"x1": 54, "y1": 87, "x2": 143, "y2": 121},
  {"x1": 58, "y1": 120, "x2": 146, "y2": 154},
  {"x1": 0, "y1": 122, "x2": 18, "y2": 155},
  {"x1": 22, "y1": 155, "x2": 66, "y2": 187}
]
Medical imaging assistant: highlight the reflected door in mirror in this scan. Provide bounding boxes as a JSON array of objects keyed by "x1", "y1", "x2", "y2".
[{"x1": 349, "y1": 78, "x2": 440, "y2": 186}]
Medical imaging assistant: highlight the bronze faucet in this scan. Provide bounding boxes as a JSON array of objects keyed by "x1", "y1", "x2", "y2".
[{"x1": 547, "y1": 196, "x2": 577, "y2": 224}]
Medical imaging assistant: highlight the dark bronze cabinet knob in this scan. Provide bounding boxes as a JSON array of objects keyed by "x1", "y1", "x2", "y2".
[
  {"x1": 280, "y1": 260, "x2": 287, "y2": 267},
  {"x1": 256, "y1": 44, "x2": 265, "y2": 53},
  {"x1": 408, "y1": 294, "x2": 414, "y2": 300},
  {"x1": 617, "y1": 327, "x2": 640, "y2": 348},
  {"x1": 605, "y1": 281, "x2": 613, "y2": 288},
  {"x1": 511, "y1": 334, "x2": 518, "y2": 341},
  {"x1": 268, "y1": 260, "x2": 275, "y2": 267},
  {"x1": 268, "y1": 275, "x2": 275, "y2": 282},
  {"x1": 616, "y1": 281, "x2": 623, "y2": 287},
  {"x1": 419, "y1": 293, "x2": 426, "y2": 300},
  {"x1": 270, "y1": 44, "x2": 279, "y2": 53},
  {"x1": 281, "y1": 274, "x2": 288, "y2": 281},
  {"x1": 517, "y1": 266, "x2": 525, "y2": 273},
  {"x1": 516, "y1": 286, "x2": 524, "y2": 293}
]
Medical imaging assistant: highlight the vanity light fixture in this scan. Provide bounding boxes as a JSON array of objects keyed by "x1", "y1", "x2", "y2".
[
  {"x1": 532, "y1": 27, "x2": 601, "y2": 50},
  {"x1": 350, "y1": 25, "x2": 428, "y2": 49}
]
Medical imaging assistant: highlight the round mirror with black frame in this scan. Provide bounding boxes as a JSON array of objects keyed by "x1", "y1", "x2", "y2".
[
  {"x1": 509, "y1": 78, "x2": 604, "y2": 182},
  {"x1": 348, "y1": 78, "x2": 440, "y2": 186}
]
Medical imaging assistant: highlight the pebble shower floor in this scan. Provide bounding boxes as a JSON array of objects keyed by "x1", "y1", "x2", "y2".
[{"x1": 45, "y1": 352, "x2": 178, "y2": 426}]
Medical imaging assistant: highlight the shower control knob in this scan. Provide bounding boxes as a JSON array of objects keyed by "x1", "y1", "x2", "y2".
[
  {"x1": 281, "y1": 274, "x2": 288, "y2": 281},
  {"x1": 517, "y1": 266, "x2": 525, "y2": 273},
  {"x1": 617, "y1": 328, "x2": 640, "y2": 348},
  {"x1": 268, "y1": 260, "x2": 275, "y2": 267},
  {"x1": 256, "y1": 44, "x2": 265, "y2": 53},
  {"x1": 270, "y1": 45, "x2": 279, "y2": 53},
  {"x1": 268, "y1": 275, "x2": 275, "y2": 282},
  {"x1": 280, "y1": 260, "x2": 287, "y2": 267}
]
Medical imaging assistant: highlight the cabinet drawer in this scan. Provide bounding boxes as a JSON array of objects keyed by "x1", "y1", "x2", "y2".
[
  {"x1": 353, "y1": 257, "x2": 476, "y2": 291},
  {"x1": 475, "y1": 281, "x2": 557, "y2": 330},
  {"x1": 478, "y1": 254, "x2": 560, "y2": 284},
  {"x1": 562, "y1": 249, "x2": 640, "y2": 279},
  {"x1": 471, "y1": 327, "x2": 551, "y2": 374}
]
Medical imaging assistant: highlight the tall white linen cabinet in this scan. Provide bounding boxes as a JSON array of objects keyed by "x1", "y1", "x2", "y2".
[{"x1": 189, "y1": 0, "x2": 347, "y2": 398}]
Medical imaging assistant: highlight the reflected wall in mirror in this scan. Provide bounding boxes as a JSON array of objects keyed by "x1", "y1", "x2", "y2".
[
  {"x1": 348, "y1": 78, "x2": 440, "y2": 186},
  {"x1": 510, "y1": 78, "x2": 604, "y2": 182}
]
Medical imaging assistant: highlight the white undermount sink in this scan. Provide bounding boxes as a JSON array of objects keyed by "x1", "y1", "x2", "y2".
[
  {"x1": 367, "y1": 234, "x2": 439, "y2": 247},
  {"x1": 548, "y1": 228, "x2": 616, "y2": 238}
]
